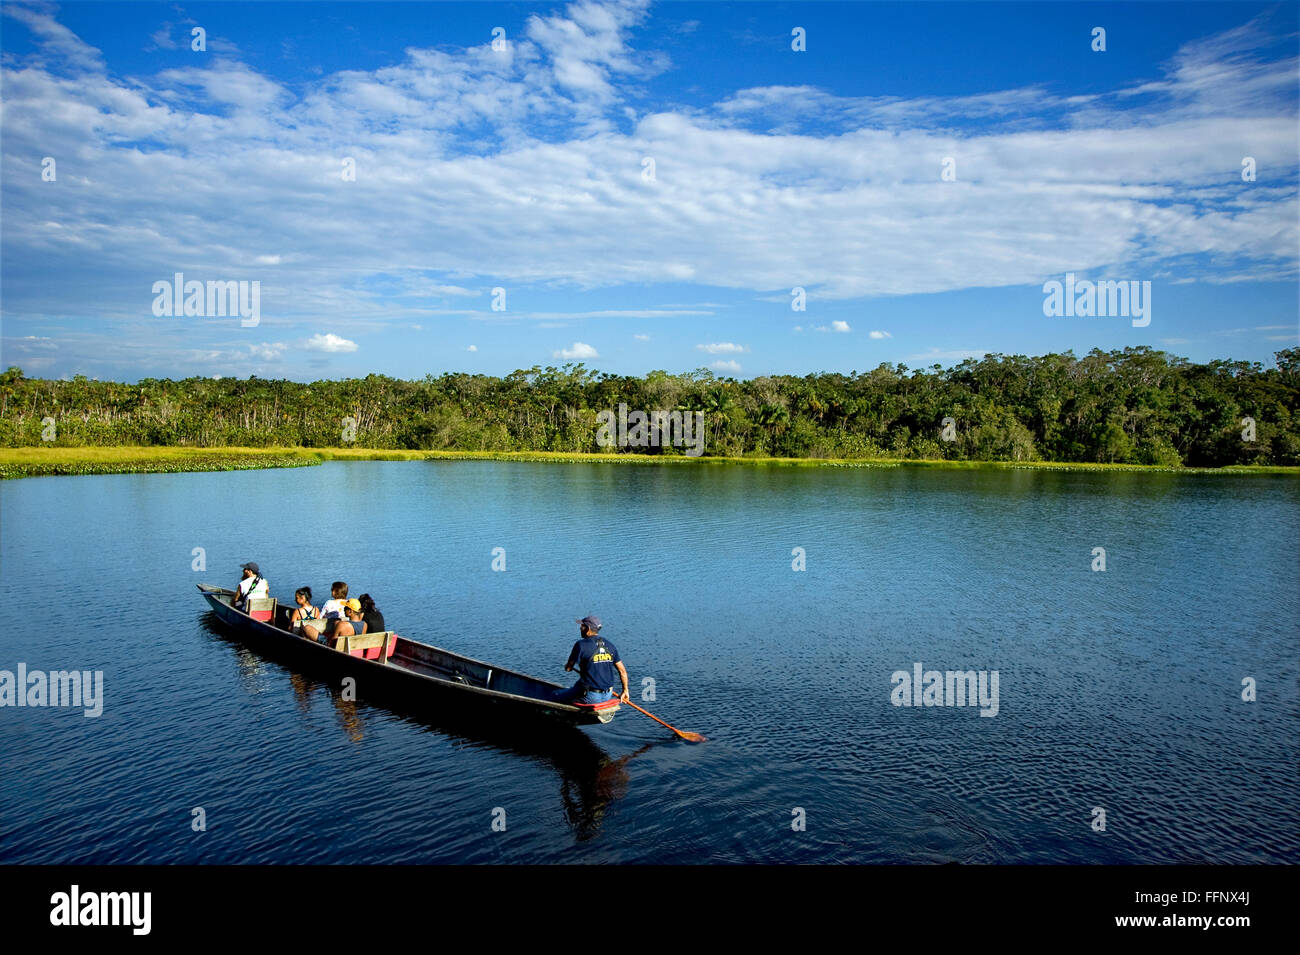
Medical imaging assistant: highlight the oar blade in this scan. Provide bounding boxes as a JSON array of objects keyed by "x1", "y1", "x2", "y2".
[{"x1": 624, "y1": 699, "x2": 706, "y2": 742}]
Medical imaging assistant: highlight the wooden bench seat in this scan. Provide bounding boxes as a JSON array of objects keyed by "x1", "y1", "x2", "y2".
[
  {"x1": 337, "y1": 631, "x2": 397, "y2": 664},
  {"x1": 246, "y1": 597, "x2": 276, "y2": 623}
]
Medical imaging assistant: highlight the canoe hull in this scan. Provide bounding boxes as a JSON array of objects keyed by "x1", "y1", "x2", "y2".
[{"x1": 197, "y1": 585, "x2": 618, "y2": 727}]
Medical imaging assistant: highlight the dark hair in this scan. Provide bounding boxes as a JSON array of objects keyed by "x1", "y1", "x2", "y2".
[
  {"x1": 331, "y1": 581, "x2": 348, "y2": 598},
  {"x1": 296, "y1": 587, "x2": 313, "y2": 601},
  {"x1": 359, "y1": 594, "x2": 378, "y2": 614}
]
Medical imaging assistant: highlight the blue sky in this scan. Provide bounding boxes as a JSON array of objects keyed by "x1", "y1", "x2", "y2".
[{"x1": 2, "y1": 0, "x2": 1297, "y2": 382}]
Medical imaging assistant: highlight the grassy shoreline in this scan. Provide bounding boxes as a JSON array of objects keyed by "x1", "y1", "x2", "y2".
[
  {"x1": 0, "y1": 446, "x2": 318, "y2": 479},
  {"x1": 2, "y1": 445, "x2": 1297, "y2": 479}
]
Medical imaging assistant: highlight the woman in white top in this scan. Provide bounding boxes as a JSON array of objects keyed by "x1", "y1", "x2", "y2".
[{"x1": 304, "y1": 580, "x2": 348, "y2": 643}]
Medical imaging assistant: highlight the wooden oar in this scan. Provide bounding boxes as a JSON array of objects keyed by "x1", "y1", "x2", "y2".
[{"x1": 619, "y1": 698, "x2": 706, "y2": 742}]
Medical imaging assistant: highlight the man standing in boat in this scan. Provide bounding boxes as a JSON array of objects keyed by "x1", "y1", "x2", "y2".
[{"x1": 556, "y1": 615, "x2": 630, "y2": 706}]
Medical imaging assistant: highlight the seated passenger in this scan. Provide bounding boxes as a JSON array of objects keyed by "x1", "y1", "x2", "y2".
[
  {"x1": 330, "y1": 599, "x2": 368, "y2": 649},
  {"x1": 290, "y1": 587, "x2": 320, "y2": 633},
  {"x1": 234, "y1": 562, "x2": 269, "y2": 611},
  {"x1": 304, "y1": 581, "x2": 348, "y2": 644},
  {"x1": 358, "y1": 594, "x2": 385, "y2": 636}
]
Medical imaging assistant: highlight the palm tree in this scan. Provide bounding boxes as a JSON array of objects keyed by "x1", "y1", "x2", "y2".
[
  {"x1": 702, "y1": 387, "x2": 735, "y2": 448},
  {"x1": 757, "y1": 403, "x2": 790, "y2": 451}
]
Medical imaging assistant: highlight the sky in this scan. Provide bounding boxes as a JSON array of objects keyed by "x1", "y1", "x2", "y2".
[{"x1": 1, "y1": 0, "x2": 1297, "y2": 383}]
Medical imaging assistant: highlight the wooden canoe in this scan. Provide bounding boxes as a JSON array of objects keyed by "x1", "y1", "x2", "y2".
[{"x1": 196, "y1": 584, "x2": 620, "y2": 726}]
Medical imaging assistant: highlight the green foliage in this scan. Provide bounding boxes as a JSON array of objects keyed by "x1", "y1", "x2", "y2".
[
  {"x1": 1, "y1": 347, "x2": 1298, "y2": 466},
  {"x1": 0, "y1": 453, "x2": 315, "y2": 480},
  {"x1": 1137, "y1": 437, "x2": 1183, "y2": 467}
]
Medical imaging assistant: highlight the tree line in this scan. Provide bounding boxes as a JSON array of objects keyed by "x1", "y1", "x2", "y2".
[{"x1": 2, "y1": 346, "x2": 1298, "y2": 466}]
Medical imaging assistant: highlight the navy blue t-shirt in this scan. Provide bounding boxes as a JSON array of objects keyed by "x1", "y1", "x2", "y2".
[{"x1": 566, "y1": 636, "x2": 622, "y2": 691}]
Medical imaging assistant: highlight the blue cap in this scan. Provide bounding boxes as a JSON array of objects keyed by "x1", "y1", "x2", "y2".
[
  {"x1": 577, "y1": 615, "x2": 602, "y2": 632},
  {"x1": 241, "y1": 562, "x2": 260, "y2": 574}
]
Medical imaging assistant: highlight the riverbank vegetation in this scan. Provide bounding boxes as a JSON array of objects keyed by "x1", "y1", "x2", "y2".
[
  {"x1": 2, "y1": 346, "x2": 1297, "y2": 468},
  {"x1": 3, "y1": 446, "x2": 1296, "y2": 480},
  {"x1": 0, "y1": 446, "x2": 317, "y2": 479}
]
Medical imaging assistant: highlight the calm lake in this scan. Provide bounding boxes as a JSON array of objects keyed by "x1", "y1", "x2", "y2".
[{"x1": 1, "y1": 461, "x2": 1297, "y2": 864}]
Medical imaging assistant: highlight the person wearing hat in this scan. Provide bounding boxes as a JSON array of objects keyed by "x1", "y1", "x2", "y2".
[
  {"x1": 555, "y1": 615, "x2": 630, "y2": 706},
  {"x1": 234, "y1": 562, "x2": 269, "y2": 611},
  {"x1": 329, "y1": 598, "x2": 368, "y2": 648}
]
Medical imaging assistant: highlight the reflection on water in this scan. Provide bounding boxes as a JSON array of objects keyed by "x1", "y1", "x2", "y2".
[
  {"x1": 231, "y1": 644, "x2": 272, "y2": 693},
  {"x1": 200, "y1": 613, "x2": 652, "y2": 839},
  {"x1": 562, "y1": 742, "x2": 654, "y2": 841},
  {"x1": 331, "y1": 696, "x2": 365, "y2": 743},
  {"x1": 287, "y1": 672, "x2": 316, "y2": 718}
]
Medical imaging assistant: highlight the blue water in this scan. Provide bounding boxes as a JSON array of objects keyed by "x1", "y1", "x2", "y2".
[{"x1": 1, "y1": 461, "x2": 1297, "y2": 863}]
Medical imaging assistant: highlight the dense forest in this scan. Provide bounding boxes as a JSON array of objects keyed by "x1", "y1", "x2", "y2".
[{"x1": 2, "y1": 346, "x2": 1298, "y2": 466}]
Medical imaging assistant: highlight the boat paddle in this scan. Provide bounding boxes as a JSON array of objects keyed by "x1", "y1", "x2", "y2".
[{"x1": 619, "y1": 698, "x2": 706, "y2": 742}]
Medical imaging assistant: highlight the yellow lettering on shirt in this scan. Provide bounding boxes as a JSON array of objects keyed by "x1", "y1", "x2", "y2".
[{"x1": 590, "y1": 652, "x2": 613, "y2": 663}]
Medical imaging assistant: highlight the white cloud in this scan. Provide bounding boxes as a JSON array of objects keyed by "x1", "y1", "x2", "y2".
[
  {"x1": 831, "y1": 320, "x2": 851, "y2": 333},
  {"x1": 696, "y1": 342, "x2": 749, "y2": 354},
  {"x1": 248, "y1": 342, "x2": 287, "y2": 360},
  {"x1": 149, "y1": 26, "x2": 179, "y2": 51},
  {"x1": 524, "y1": 0, "x2": 661, "y2": 105},
  {"x1": 869, "y1": 330, "x2": 891, "y2": 339},
  {"x1": 486, "y1": 309, "x2": 711, "y2": 321},
  {"x1": 303, "y1": 333, "x2": 358, "y2": 353},
  {"x1": 156, "y1": 61, "x2": 288, "y2": 112},
  {"x1": 466, "y1": 344, "x2": 478, "y2": 351},
  {"x1": 554, "y1": 341, "x2": 598, "y2": 359},
  {"x1": 2, "y1": 5, "x2": 104, "y2": 71},
  {"x1": 634, "y1": 333, "x2": 650, "y2": 341},
  {"x1": 711, "y1": 359, "x2": 742, "y2": 372},
  {"x1": 0, "y1": 8, "x2": 1295, "y2": 377}
]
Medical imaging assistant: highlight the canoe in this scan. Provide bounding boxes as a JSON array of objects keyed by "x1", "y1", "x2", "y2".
[{"x1": 196, "y1": 584, "x2": 620, "y2": 726}]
